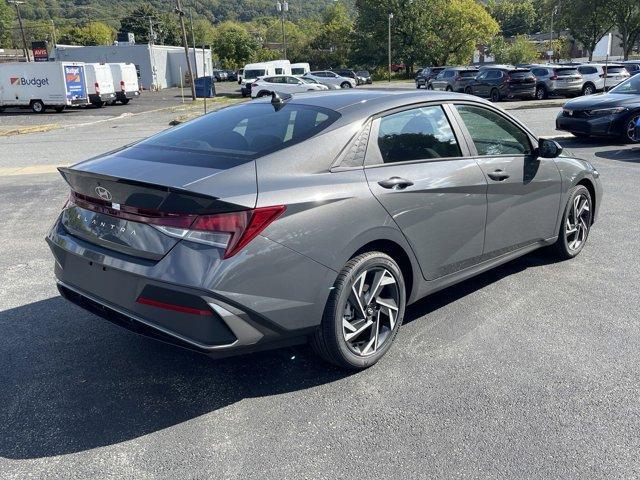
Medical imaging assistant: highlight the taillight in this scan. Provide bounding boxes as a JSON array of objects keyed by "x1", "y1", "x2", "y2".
[
  {"x1": 120, "y1": 80, "x2": 125, "y2": 91},
  {"x1": 94, "y1": 82, "x2": 100, "y2": 95},
  {"x1": 67, "y1": 192, "x2": 285, "y2": 258}
]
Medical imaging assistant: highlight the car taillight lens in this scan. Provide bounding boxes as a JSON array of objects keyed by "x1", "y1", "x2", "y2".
[
  {"x1": 120, "y1": 80, "x2": 125, "y2": 91},
  {"x1": 152, "y1": 206, "x2": 286, "y2": 258},
  {"x1": 94, "y1": 82, "x2": 100, "y2": 94}
]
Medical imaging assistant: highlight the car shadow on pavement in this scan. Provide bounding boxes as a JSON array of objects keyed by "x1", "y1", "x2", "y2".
[
  {"x1": 594, "y1": 147, "x2": 640, "y2": 162},
  {"x1": 0, "y1": 296, "x2": 350, "y2": 460}
]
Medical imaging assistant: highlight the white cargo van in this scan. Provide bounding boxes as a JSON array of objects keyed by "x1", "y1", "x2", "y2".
[
  {"x1": 0, "y1": 61, "x2": 89, "y2": 113},
  {"x1": 291, "y1": 62, "x2": 310, "y2": 76},
  {"x1": 108, "y1": 63, "x2": 139, "y2": 105},
  {"x1": 268, "y1": 60, "x2": 292, "y2": 75},
  {"x1": 240, "y1": 62, "x2": 277, "y2": 97},
  {"x1": 85, "y1": 63, "x2": 116, "y2": 107}
]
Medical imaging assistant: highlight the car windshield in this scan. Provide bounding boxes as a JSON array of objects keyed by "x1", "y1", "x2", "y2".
[
  {"x1": 291, "y1": 68, "x2": 306, "y2": 75},
  {"x1": 356, "y1": 71, "x2": 369, "y2": 76},
  {"x1": 609, "y1": 75, "x2": 640, "y2": 94},
  {"x1": 135, "y1": 103, "x2": 340, "y2": 164},
  {"x1": 244, "y1": 69, "x2": 266, "y2": 79}
]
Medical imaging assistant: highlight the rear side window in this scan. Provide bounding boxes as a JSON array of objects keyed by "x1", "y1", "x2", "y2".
[
  {"x1": 444, "y1": 70, "x2": 455, "y2": 78},
  {"x1": 455, "y1": 105, "x2": 531, "y2": 156},
  {"x1": 460, "y1": 70, "x2": 478, "y2": 78},
  {"x1": 487, "y1": 70, "x2": 502, "y2": 79},
  {"x1": 137, "y1": 103, "x2": 340, "y2": 163},
  {"x1": 509, "y1": 70, "x2": 533, "y2": 78},
  {"x1": 376, "y1": 106, "x2": 461, "y2": 163}
]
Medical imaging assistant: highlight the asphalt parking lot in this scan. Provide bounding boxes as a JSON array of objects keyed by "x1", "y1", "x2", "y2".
[{"x1": 0, "y1": 104, "x2": 639, "y2": 479}]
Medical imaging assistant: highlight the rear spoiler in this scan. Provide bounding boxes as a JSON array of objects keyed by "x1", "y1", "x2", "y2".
[{"x1": 58, "y1": 167, "x2": 240, "y2": 215}]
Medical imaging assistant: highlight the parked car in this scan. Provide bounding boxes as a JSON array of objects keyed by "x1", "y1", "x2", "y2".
[
  {"x1": 622, "y1": 61, "x2": 640, "y2": 76},
  {"x1": 415, "y1": 67, "x2": 445, "y2": 88},
  {"x1": 48, "y1": 90, "x2": 601, "y2": 369},
  {"x1": 465, "y1": 67, "x2": 536, "y2": 101},
  {"x1": 224, "y1": 69, "x2": 238, "y2": 82},
  {"x1": 303, "y1": 71, "x2": 356, "y2": 88},
  {"x1": 0, "y1": 61, "x2": 89, "y2": 113},
  {"x1": 356, "y1": 70, "x2": 372, "y2": 84},
  {"x1": 557, "y1": 74, "x2": 640, "y2": 143},
  {"x1": 333, "y1": 69, "x2": 361, "y2": 85},
  {"x1": 212, "y1": 69, "x2": 228, "y2": 82},
  {"x1": 529, "y1": 65, "x2": 583, "y2": 99},
  {"x1": 576, "y1": 64, "x2": 607, "y2": 95},
  {"x1": 250, "y1": 75, "x2": 327, "y2": 98},
  {"x1": 428, "y1": 67, "x2": 479, "y2": 92},
  {"x1": 299, "y1": 77, "x2": 331, "y2": 89},
  {"x1": 240, "y1": 62, "x2": 277, "y2": 97}
]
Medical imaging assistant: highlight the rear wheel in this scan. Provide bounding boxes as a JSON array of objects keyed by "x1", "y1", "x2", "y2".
[
  {"x1": 427, "y1": 84, "x2": 434, "y2": 90},
  {"x1": 582, "y1": 83, "x2": 595, "y2": 96},
  {"x1": 535, "y1": 85, "x2": 548, "y2": 100},
  {"x1": 31, "y1": 100, "x2": 45, "y2": 113},
  {"x1": 416, "y1": 83, "x2": 421, "y2": 89},
  {"x1": 490, "y1": 88, "x2": 501, "y2": 102},
  {"x1": 257, "y1": 90, "x2": 270, "y2": 98},
  {"x1": 311, "y1": 251, "x2": 406, "y2": 370},
  {"x1": 340, "y1": 81, "x2": 352, "y2": 89},
  {"x1": 121, "y1": 98, "x2": 130, "y2": 105},
  {"x1": 549, "y1": 185, "x2": 592, "y2": 260}
]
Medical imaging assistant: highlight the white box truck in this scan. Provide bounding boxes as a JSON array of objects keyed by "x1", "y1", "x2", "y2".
[
  {"x1": 85, "y1": 63, "x2": 116, "y2": 108},
  {"x1": 108, "y1": 63, "x2": 139, "y2": 105},
  {"x1": 0, "y1": 61, "x2": 89, "y2": 113}
]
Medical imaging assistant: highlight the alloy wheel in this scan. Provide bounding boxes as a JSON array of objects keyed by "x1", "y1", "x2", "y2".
[
  {"x1": 565, "y1": 193, "x2": 591, "y2": 251},
  {"x1": 342, "y1": 267, "x2": 400, "y2": 357},
  {"x1": 583, "y1": 85, "x2": 594, "y2": 95},
  {"x1": 626, "y1": 114, "x2": 639, "y2": 142}
]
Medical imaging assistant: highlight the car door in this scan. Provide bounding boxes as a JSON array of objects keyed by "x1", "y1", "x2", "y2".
[
  {"x1": 364, "y1": 103, "x2": 488, "y2": 280},
  {"x1": 285, "y1": 75, "x2": 306, "y2": 93},
  {"x1": 451, "y1": 103, "x2": 562, "y2": 257},
  {"x1": 472, "y1": 71, "x2": 489, "y2": 96},
  {"x1": 431, "y1": 71, "x2": 446, "y2": 90}
]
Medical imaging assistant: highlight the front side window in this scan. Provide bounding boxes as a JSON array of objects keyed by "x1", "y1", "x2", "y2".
[
  {"x1": 455, "y1": 105, "x2": 531, "y2": 156},
  {"x1": 376, "y1": 106, "x2": 461, "y2": 164}
]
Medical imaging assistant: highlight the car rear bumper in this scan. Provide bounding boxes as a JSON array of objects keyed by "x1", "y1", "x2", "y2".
[
  {"x1": 47, "y1": 216, "x2": 335, "y2": 357},
  {"x1": 505, "y1": 85, "x2": 536, "y2": 98}
]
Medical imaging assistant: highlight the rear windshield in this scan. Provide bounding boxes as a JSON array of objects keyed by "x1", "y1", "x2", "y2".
[
  {"x1": 136, "y1": 103, "x2": 340, "y2": 163},
  {"x1": 509, "y1": 70, "x2": 532, "y2": 77},
  {"x1": 605, "y1": 66, "x2": 627, "y2": 74},
  {"x1": 244, "y1": 69, "x2": 266, "y2": 79},
  {"x1": 356, "y1": 71, "x2": 370, "y2": 76},
  {"x1": 555, "y1": 67, "x2": 579, "y2": 75},
  {"x1": 459, "y1": 70, "x2": 478, "y2": 77}
]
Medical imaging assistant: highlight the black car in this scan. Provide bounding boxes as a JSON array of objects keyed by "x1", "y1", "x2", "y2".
[
  {"x1": 333, "y1": 69, "x2": 361, "y2": 85},
  {"x1": 465, "y1": 67, "x2": 536, "y2": 101},
  {"x1": 428, "y1": 67, "x2": 479, "y2": 92},
  {"x1": 556, "y1": 75, "x2": 640, "y2": 143},
  {"x1": 224, "y1": 69, "x2": 238, "y2": 82},
  {"x1": 415, "y1": 67, "x2": 446, "y2": 89},
  {"x1": 356, "y1": 70, "x2": 372, "y2": 84}
]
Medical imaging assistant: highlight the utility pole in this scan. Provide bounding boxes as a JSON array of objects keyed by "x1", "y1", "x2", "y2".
[
  {"x1": 276, "y1": 1, "x2": 288, "y2": 60},
  {"x1": 50, "y1": 19, "x2": 57, "y2": 47},
  {"x1": 189, "y1": 7, "x2": 198, "y2": 77},
  {"x1": 388, "y1": 11, "x2": 393, "y2": 82},
  {"x1": 9, "y1": 1, "x2": 29, "y2": 62},
  {"x1": 549, "y1": 5, "x2": 557, "y2": 63},
  {"x1": 175, "y1": 0, "x2": 196, "y2": 100}
]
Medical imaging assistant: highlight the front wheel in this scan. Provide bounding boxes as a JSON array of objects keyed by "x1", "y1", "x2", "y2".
[
  {"x1": 535, "y1": 86, "x2": 547, "y2": 100},
  {"x1": 623, "y1": 112, "x2": 640, "y2": 143},
  {"x1": 311, "y1": 251, "x2": 406, "y2": 370},
  {"x1": 490, "y1": 88, "x2": 501, "y2": 102},
  {"x1": 549, "y1": 185, "x2": 593, "y2": 260},
  {"x1": 31, "y1": 100, "x2": 45, "y2": 113}
]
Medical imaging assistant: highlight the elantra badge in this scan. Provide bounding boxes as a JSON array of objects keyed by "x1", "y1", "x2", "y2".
[{"x1": 95, "y1": 186, "x2": 113, "y2": 201}]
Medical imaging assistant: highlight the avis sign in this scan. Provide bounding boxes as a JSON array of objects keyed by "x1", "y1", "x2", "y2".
[{"x1": 31, "y1": 41, "x2": 48, "y2": 62}]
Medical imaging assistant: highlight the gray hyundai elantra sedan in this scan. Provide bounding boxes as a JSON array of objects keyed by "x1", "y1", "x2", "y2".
[{"x1": 47, "y1": 90, "x2": 602, "y2": 369}]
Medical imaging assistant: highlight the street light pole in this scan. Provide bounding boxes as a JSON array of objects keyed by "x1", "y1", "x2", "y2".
[
  {"x1": 9, "y1": 1, "x2": 29, "y2": 62},
  {"x1": 175, "y1": 0, "x2": 196, "y2": 100},
  {"x1": 189, "y1": 7, "x2": 198, "y2": 77},
  {"x1": 276, "y1": 1, "x2": 288, "y2": 60},
  {"x1": 388, "y1": 12, "x2": 393, "y2": 82}
]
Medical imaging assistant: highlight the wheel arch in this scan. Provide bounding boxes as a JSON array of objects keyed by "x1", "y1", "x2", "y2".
[{"x1": 576, "y1": 178, "x2": 597, "y2": 225}]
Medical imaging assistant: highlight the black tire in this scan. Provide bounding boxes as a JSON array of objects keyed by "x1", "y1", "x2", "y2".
[
  {"x1": 535, "y1": 85, "x2": 547, "y2": 100},
  {"x1": 0, "y1": 107, "x2": 5, "y2": 113},
  {"x1": 92, "y1": 101, "x2": 104, "y2": 108},
  {"x1": 257, "y1": 90, "x2": 270, "y2": 98},
  {"x1": 54, "y1": 106, "x2": 65, "y2": 113},
  {"x1": 622, "y1": 112, "x2": 640, "y2": 144},
  {"x1": 445, "y1": 86, "x2": 453, "y2": 92},
  {"x1": 464, "y1": 87, "x2": 473, "y2": 95},
  {"x1": 311, "y1": 251, "x2": 406, "y2": 370},
  {"x1": 120, "y1": 98, "x2": 130, "y2": 105},
  {"x1": 582, "y1": 83, "x2": 596, "y2": 96},
  {"x1": 549, "y1": 185, "x2": 593, "y2": 260},
  {"x1": 340, "y1": 81, "x2": 352, "y2": 89},
  {"x1": 490, "y1": 88, "x2": 501, "y2": 102},
  {"x1": 31, "y1": 100, "x2": 45, "y2": 113},
  {"x1": 416, "y1": 84, "x2": 421, "y2": 89}
]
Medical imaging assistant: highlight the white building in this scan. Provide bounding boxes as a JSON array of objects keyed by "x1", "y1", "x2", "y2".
[{"x1": 54, "y1": 44, "x2": 213, "y2": 90}]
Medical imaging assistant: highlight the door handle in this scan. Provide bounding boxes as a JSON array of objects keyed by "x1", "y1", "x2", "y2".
[
  {"x1": 378, "y1": 177, "x2": 414, "y2": 190},
  {"x1": 487, "y1": 169, "x2": 510, "y2": 181}
]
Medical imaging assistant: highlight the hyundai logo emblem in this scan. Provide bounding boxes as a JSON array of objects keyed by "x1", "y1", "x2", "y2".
[{"x1": 95, "y1": 186, "x2": 113, "y2": 201}]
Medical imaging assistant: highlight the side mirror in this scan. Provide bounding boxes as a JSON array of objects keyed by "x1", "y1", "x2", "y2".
[{"x1": 537, "y1": 138, "x2": 563, "y2": 158}]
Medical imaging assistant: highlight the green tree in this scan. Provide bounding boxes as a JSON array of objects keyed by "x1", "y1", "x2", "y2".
[
  {"x1": 192, "y1": 18, "x2": 216, "y2": 46},
  {"x1": 0, "y1": 1, "x2": 15, "y2": 48},
  {"x1": 490, "y1": 35, "x2": 539, "y2": 64},
  {"x1": 78, "y1": 21, "x2": 114, "y2": 45},
  {"x1": 609, "y1": 0, "x2": 640, "y2": 60},
  {"x1": 486, "y1": 0, "x2": 536, "y2": 36},
  {"x1": 561, "y1": 0, "x2": 613, "y2": 60},
  {"x1": 119, "y1": 5, "x2": 157, "y2": 43},
  {"x1": 310, "y1": 2, "x2": 354, "y2": 67},
  {"x1": 212, "y1": 21, "x2": 259, "y2": 68}
]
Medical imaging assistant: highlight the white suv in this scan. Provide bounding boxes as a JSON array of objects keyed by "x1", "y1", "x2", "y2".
[
  {"x1": 250, "y1": 75, "x2": 328, "y2": 98},
  {"x1": 577, "y1": 64, "x2": 630, "y2": 95},
  {"x1": 303, "y1": 71, "x2": 356, "y2": 89}
]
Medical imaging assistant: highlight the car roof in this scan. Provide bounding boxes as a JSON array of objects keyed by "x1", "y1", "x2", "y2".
[{"x1": 253, "y1": 90, "x2": 493, "y2": 123}]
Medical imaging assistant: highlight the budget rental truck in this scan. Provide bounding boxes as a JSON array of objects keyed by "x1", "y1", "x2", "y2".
[{"x1": 0, "y1": 61, "x2": 89, "y2": 113}]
